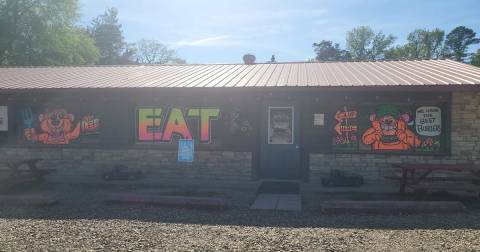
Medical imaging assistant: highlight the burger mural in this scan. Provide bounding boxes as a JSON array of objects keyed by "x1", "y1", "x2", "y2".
[{"x1": 362, "y1": 104, "x2": 421, "y2": 151}]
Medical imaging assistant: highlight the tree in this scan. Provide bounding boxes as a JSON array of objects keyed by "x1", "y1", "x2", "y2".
[
  {"x1": 346, "y1": 26, "x2": 395, "y2": 60},
  {"x1": 385, "y1": 28, "x2": 445, "y2": 60},
  {"x1": 0, "y1": 0, "x2": 98, "y2": 65},
  {"x1": 89, "y1": 8, "x2": 125, "y2": 65},
  {"x1": 36, "y1": 27, "x2": 99, "y2": 65},
  {"x1": 472, "y1": 50, "x2": 480, "y2": 67},
  {"x1": 134, "y1": 39, "x2": 185, "y2": 64},
  {"x1": 312, "y1": 40, "x2": 351, "y2": 61},
  {"x1": 445, "y1": 26, "x2": 480, "y2": 62}
]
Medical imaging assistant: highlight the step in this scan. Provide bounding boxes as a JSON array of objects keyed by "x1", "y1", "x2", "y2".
[
  {"x1": 0, "y1": 193, "x2": 59, "y2": 206},
  {"x1": 250, "y1": 193, "x2": 301, "y2": 211},
  {"x1": 321, "y1": 200, "x2": 466, "y2": 214},
  {"x1": 104, "y1": 193, "x2": 225, "y2": 210}
]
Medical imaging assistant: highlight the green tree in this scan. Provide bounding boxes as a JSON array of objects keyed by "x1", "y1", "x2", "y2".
[
  {"x1": 385, "y1": 28, "x2": 445, "y2": 60},
  {"x1": 384, "y1": 45, "x2": 411, "y2": 60},
  {"x1": 445, "y1": 26, "x2": 480, "y2": 62},
  {"x1": 0, "y1": 0, "x2": 98, "y2": 65},
  {"x1": 472, "y1": 49, "x2": 480, "y2": 67},
  {"x1": 312, "y1": 40, "x2": 351, "y2": 61},
  {"x1": 346, "y1": 26, "x2": 395, "y2": 60},
  {"x1": 135, "y1": 39, "x2": 185, "y2": 64},
  {"x1": 89, "y1": 8, "x2": 125, "y2": 65}
]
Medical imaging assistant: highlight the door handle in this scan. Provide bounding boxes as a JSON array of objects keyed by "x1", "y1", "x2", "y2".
[{"x1": 295, "y1": 145, "x2": 300, "y2": 149}]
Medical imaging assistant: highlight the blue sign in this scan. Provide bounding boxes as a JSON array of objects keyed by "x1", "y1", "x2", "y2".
[{"x1": 178, "y1": 139, "x2": 194, "y2": 162}]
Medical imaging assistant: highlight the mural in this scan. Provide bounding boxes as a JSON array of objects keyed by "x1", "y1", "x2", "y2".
[
  {"x1": 22, "y1": 107, "x2": 100, "y2": 144},
  {"x1": 137, "y1": 107, "x2": 220, "y2": 144},
  {"x1": 362, "y1": 104, "x2": 421, "y2": 151},
  {"x1": 333, "y1": 106, "x2": 358, "y2": 151},
  {"x1": 415, "y1": 106, "x2": 442, "y2": 152},
  {"x1": 225, "y1": 108, "x2": 253, "y2": 136}
]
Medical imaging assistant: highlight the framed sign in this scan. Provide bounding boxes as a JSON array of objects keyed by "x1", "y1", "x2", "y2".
[
  {"x1": 0, "y1": 106, "x2": 7, "y2": 131},
  {"x1": 178, "y1": 139, "x2": 194, "y2": 162}
]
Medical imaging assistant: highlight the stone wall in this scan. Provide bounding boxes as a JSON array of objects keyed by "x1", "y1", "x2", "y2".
[
  {"x1": 309, "y1": 91, "x2": 480, "y2": 184},
  {"x1": 0, "y1": 148, "x2": 252, "y2": 183}
]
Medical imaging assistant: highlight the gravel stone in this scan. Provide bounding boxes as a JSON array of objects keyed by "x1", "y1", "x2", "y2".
[{"x1": 0, "y1": 205, "x2": 479, "y2": 251}]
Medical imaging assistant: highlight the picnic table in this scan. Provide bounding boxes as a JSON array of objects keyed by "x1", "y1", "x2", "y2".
[
  {"x1": 0, "y1": 158, "x2": 56, "y2": 182},
  {"x1": 385, "y1": 163, "x2": 480, "y2": 196}
]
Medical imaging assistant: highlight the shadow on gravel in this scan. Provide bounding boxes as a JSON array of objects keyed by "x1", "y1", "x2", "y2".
[
  {"x1": 0, "y1": 183, "x2": 479, "y2": 230},
  {"x1": 0, "y1": 204, "x2": 479, "y2": 230}
]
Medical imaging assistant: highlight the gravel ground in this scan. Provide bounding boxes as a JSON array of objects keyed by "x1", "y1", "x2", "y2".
[
  {"x1": 0, "y1": 205, "x2": 479, "y2": 251},
  {"x1": 0, "y1": 183, "x2": 479, "y2": 251}
]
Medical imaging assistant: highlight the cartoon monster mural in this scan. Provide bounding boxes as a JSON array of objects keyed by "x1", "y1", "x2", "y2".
[
  {"x1": 362, "y1": 104, "x2": 421, "y2": 151},
  {"x1": 22, "y1": 108, "x2": 99, "y2": 145}
]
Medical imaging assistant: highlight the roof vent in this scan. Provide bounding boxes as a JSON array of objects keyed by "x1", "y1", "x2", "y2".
[{"x1": 243, "y1": 54, "x2": 256, "y2": 65}]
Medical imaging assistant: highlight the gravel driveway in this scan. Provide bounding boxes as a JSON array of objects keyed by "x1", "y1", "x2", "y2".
[{"x1": 0, "y1": 205, "x2": 479, "y2": 251}]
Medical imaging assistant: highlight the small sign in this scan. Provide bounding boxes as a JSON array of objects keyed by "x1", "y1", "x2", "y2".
[
  {"x1": 415, "y1": 106, "x2": 441, "y2": 136},
  {"x1": 178, "y1": 139, "x2": 194, "y2": 162},
  {"x1": 0, "y1": 106, "x2": 7, "y2": 131},
  {"x1": 313, "y1": 113, "x2": 325, "y2": 126}
]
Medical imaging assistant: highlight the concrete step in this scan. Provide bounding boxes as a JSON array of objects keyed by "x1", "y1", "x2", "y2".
[
  {"x1": 321, "y1": 200, "x2": 466, "y2": 214},
  {"x1": 0, "y1": 193, "x2": 59, "y2": 206},
  {"x1": 250, "y1": 193, "x2": 302, "y2": 211},
  {"x1": 104, "y1": 193, "x2": 225, "y2": 210}
]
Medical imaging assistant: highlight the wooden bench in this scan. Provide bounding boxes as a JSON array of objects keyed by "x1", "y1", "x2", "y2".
[{"x1": 385, "y1": 164, "x2": 480, "y2": 197}]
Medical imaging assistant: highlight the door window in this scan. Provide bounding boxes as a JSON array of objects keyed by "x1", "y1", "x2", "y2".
[{"x1": 268, "y1": 107, "x2": 294, "y2": 144}]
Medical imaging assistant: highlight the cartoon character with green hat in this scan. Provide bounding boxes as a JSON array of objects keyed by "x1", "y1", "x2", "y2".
[{"x1": 362, "y1": 104, "x2": 420, "y2": 150}]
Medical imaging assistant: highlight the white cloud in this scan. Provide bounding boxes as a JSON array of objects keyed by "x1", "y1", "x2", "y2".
[{"x1": 173, "y1": 35, "x2": 250, "y2": 47}]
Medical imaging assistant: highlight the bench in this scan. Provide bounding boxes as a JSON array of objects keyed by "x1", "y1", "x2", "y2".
[{"x1": 385, "y1": 164, "x2": 480, "y2": 197}]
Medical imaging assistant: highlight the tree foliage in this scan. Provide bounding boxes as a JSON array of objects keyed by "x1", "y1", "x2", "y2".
[
  {"x1": 89, "y1": 7, "x2": 126, "y2": 65},
  {"x1": 472, "y1": 50, "x2": 480, "y2": 67},
  {"x1": 0, "y1": 0, "x2": 98, "y2": 65},
  {"x1": 444, "y1": 26, "x2": 480, "y2": 62},
  {"x1": 313, "y1": 40, "x2": 351, "y2": 61},
  {"x1": 346, "y1": 26, "x2": 395, "y2": 60},
  {"x1": 134, "y1": 39, "x2": 185, "y2": 64},
  {"x1": 385, "y1": 28, "x2": 445, "y2": 60}
]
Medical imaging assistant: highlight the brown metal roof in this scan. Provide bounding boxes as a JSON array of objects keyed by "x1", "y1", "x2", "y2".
[{"x1": 0, "y1": 59, "x2": 479, "y2": 89}]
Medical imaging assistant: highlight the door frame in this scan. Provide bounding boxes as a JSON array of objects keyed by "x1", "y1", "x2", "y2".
[{"x1": 259, "y1": 100, "x2": 302, "y2": 180}]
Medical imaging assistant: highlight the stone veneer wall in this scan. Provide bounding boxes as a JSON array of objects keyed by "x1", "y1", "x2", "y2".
[
  {"x1": 310, "y1": 91, "x2": 480, "y2": 184},
  {"x1": 0, "y1": 148, "x2": 252, "y2": 183}
]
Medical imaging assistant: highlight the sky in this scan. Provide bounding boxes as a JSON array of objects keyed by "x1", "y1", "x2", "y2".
[{"x1": 78, "y1": 0, "x2": 480, "y2": 64}]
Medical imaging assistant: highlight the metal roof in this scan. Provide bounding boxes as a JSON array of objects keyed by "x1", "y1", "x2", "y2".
[{"x1": 0, "y1": 59, "x2": 479, "y2": 89}]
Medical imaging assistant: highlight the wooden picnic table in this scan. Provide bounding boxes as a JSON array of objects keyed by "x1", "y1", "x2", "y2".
[{"x1": 385, "y1": 163, "x2": 480, "y2": 195}]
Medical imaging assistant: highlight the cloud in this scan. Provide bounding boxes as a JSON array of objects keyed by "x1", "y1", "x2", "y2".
[{"x1": 173, "y1": 35, "x2": 247, "y2": 47}]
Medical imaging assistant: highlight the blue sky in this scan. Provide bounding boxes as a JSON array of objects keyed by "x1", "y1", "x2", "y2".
[{"x1": 78, "y1": 0, "x2": 479, "y2": 64}]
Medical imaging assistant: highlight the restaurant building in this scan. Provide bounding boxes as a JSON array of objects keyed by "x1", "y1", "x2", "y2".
[{"x1": 0, "y1": 59, "x2": 479, "y2": 188}]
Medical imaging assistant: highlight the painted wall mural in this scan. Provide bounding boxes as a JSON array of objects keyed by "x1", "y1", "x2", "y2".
[
  {"x1": 225, "y1": 107, "x2": 253, "y2": 136},
  {"x1": 137, "y1": 107, "x2": 220, "y2": 144},
  {"x1": 362, "y1": 104, "x2": 420, "y2": 151},
  {"x1": 22, "y1": 107, "x2": 100, "y2": 144},
  {"x1": 333, "y1": 104, "x2": 445, "y2": 153},
  {"x1": 333, "y1": 106, "x2": 358, "y2": 151}
]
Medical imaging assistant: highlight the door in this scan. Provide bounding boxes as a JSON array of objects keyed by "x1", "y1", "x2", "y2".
[{"x1": 260, "y1": 103, "x2": 300, "y2": 179}]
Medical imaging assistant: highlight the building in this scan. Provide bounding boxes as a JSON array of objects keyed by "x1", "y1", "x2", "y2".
[{"x1": 0, "y1": 59, "x2": 479, "y2": 189}]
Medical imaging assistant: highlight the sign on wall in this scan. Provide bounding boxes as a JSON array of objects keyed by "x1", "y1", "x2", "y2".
[
  {"x1": 136, "y1": 106, "x2": 220, "y2": 144},
  {"x1": 332, "y1": 103, "x2": 445, "y2": 153},
  {"x1": 20, "y1": 107, "x2": 100, "y2": 145},
  {"x1": 333, "y1": 106, "x2": 358, "y2": 151},
  {"x1": 178, "y1": 139, "x2": 194, "y2": 162},
  {"x1": 0, "y1": 106, "x2": 7, "y2": 131}
]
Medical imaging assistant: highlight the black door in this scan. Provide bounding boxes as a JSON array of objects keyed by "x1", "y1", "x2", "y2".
[{"x1": 260, "y1": 102, "x2": 300, "y2": 179}]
